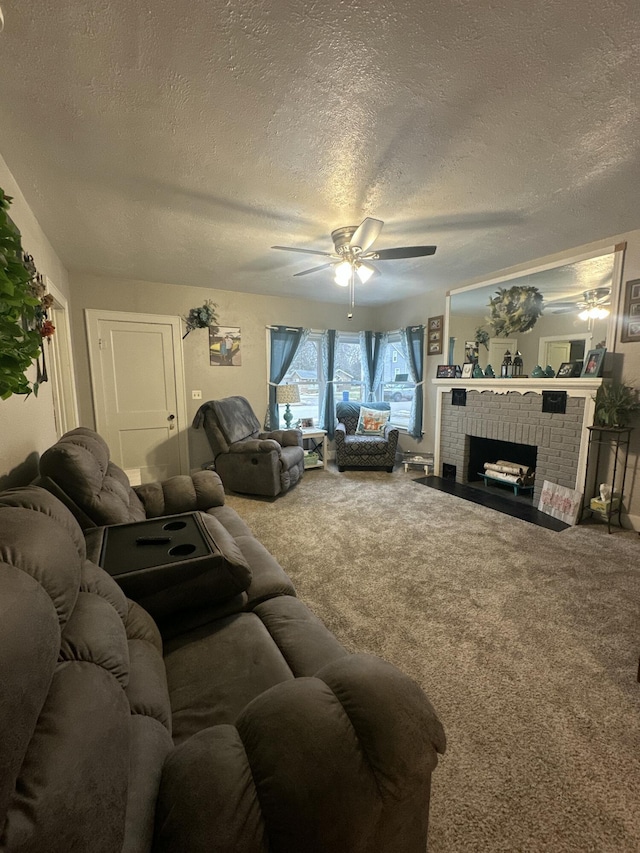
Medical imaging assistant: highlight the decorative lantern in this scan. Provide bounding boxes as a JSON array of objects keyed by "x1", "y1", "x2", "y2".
[
  {"x1": 513, "y1": 351, "x2": 523, "y2": 377},
  {"x1": 501, "y1": 350, "x2": 512, "y2": 378}
]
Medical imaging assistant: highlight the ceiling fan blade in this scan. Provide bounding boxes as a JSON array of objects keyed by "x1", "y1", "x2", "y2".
[
  {"x1": 374, "y1": 245, "x2": 437, "y2": 260},
  {"x1": 350, "y1": 218, "x2": 384, "y2": 253},
  {"x1": 271, "y1": 245, "x2": 334, "y2": 257},
  {"x1": 293, "y1": 263, "x2": 335, "y2": 277},
  {"x1": 551, "y1": 307, "x2": 578, "y2": 314}
]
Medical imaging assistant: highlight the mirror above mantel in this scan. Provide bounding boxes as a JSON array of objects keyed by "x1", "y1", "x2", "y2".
[{"x1": 446, "y1": 245, "x2": 624, "y2": 376}]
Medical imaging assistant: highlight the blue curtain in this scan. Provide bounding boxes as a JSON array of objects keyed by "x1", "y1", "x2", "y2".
[
  {"x1": 320, "y1": 329, "x2": 337, "y2": 438},
  {"x1": 401, "y1": 325, "x2": 425, "y2": 438},
  {"x1": 265, "y1": 326, "x2": 308, "y2": 429},
  {"x1": 360, "y1": 331, "x2": 388, "y2": 401}
]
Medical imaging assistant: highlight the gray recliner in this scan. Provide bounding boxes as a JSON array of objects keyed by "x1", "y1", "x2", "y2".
[{"x1": 193, "y1": 396, "x2": 305, "y2": 497}]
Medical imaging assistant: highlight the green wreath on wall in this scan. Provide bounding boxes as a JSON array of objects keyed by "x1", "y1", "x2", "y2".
[{"x1": 487, "y1": 285, "x2": 544, "y2": 337}]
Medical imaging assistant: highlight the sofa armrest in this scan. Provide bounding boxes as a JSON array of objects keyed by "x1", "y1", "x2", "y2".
[
  {"x1": 383, "y1": 423, "x2": 400, "y2": 445},
  {"x1": 134, "y1": 470, "x2": 225, "y2": 519},
  {"x1": 334, "y1": 422, "x2": 347, "y2": 446},
  {"x1": 154, "y1": 654, "x2": 445, "y2": 853},
  {"x1": 259, "y1": 428, "x2": 302, "y2": 447}
]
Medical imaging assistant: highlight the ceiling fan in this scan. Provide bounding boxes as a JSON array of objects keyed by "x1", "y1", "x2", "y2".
[
  {"x1": 272, "y1": 217, "x2": 437, "y2": 317},
  {"x1": 549, "y1": 287, "x2": 611, "y2": 321}
]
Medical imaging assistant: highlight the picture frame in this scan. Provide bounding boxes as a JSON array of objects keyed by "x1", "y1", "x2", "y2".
[
  {"x1": 436, "y1": 364, "x2": 457, "y2": 379},
  {"x1": 427, "y1": 315, "x2": 443, "y2": 355},
  {"x1": 300, "y1": 417, "x2": 314, "y2": 428},
  {"x1": 621, "y1": 278, "x2": 640, "y2": 342},
  {"x1": 461, "y1": 362, "x2": 474, "y2": 379},
  {"x1": 464, "y1": 340, "x2": 479, "y2": 364},
  {"x1": 581, "y1": 347, "x2": 606, "y2": 377},
  {"x1": 209, "y1": 325, "x2": 241, "y2": 366},
  {"x1": 557, "y1": 361, "x2": 583, "y2": 378}
]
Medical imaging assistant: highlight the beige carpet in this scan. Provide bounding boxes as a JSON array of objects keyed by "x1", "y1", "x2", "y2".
[{"x1": 225, "y1": 466, "x2": 640, "y2": 852}]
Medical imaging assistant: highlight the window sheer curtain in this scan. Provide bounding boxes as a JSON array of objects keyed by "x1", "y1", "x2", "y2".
[
  {"x1": 320, "y1": 329, "x2": 337, "y2": 438},
  {"x1": 401, "y1": 325, "x2": 425, "y2": 438},
  {"x1": 265, "y1": 326, "x2": 308, "y2": 429},
  {"x1": 360, "y1": 331, "x2": 388, "y2": 401}
]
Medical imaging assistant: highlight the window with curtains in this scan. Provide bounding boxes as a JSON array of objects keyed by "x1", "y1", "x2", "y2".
[
  {"x1": 380, "y1": 332, "x2": 414, "y2": 429},
  {"x1": 282, "y1": 333, "x2": 323, "y2": 425},
  {"x1": 276, "y1": 328, "x2": 417, "y2": 431},
  {"x1": 335, "y1": 333, "x2": 364, "y2": 403}
]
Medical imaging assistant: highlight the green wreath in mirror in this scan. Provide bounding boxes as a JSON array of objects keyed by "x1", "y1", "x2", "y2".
[{"x1": 487, "y1": 285, "x2": 544, "y2": 337}]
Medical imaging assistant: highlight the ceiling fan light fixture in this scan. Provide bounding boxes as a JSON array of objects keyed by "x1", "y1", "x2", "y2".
[
  {"x1": 356, "y1": 262, "x2": 374, "y2": 284},
  {"x1": 334, "y1": 260, "x2": 352, "y2": 286},
  {"x1": 579, "y1": 305, "x2": 610, "y2": 321}
]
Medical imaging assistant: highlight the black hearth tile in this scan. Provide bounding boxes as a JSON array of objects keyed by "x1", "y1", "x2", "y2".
[{"x1": 414, "y1": 476, "x2": 570, "y2": 531}]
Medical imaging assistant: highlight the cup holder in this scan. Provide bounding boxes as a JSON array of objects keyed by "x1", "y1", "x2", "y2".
[
  {"x1": 168, "y1": 543, "x2": 197, "y2": 557},
  {"x1": 163, "y1": 520, "x2": 187, "y2": 531}
]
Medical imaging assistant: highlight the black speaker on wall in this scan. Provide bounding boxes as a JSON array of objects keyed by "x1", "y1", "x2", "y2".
[{"x1": 542, "y1": 390, "x2": 567, "y2": 414}]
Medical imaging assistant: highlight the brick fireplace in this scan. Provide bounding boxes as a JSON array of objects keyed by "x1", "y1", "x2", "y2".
[{"x1": 433, "y1": 379, "x2": 601, "y2": 506}]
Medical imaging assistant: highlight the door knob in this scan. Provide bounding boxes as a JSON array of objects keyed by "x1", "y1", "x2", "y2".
[{"x1": 168, "y1": 413, "x2": 176, "y2": 430}]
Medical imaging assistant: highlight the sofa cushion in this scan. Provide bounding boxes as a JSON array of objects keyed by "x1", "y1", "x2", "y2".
[
  {"x1": 0, "y1": 485, "x2": 87, "y2": 560},
  {"x1": 134, "y1": 470, "x2": 226, "y2": 519},
  {"x1": 356, "y1": 405, "x2": 390, "y2": 435},
  {"x1": 164, "y1": 611, "x2": 295, "y2": 745},
  {"x1": 342, "y1": 434, "x2": 393, "y2": 455},
  {"x1": 38, "y1": 427, "x2": 146, "y2": 527}
]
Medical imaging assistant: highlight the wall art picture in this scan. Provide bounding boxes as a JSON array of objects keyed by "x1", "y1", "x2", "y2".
[
  {"x1": 428, "y1": 315, "x2": 443, "y2": 355},
  {"x1": 210, "y1": 326, "x2": 241, "y2": 366},
  {"x1": 621, "y1": 278, "x2": 640, "y2": 342}
]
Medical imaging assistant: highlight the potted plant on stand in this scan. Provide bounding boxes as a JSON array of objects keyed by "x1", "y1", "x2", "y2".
[{"x1": 593, "y1": 381, "x2": 640, "y2": 428}]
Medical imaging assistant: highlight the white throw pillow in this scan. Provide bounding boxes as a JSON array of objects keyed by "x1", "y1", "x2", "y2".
[{"x1": 355, "y1": 406, "x2": 389, "y2": 436}]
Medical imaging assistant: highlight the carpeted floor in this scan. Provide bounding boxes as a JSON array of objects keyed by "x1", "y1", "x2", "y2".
[{"x1": 225, "y1": 465, "x2": 640, "y2": 852}]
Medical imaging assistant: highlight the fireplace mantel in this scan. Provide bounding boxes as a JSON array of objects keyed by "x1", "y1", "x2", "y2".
[
  {"x1": 431, "y1": 378, "x2": 603, "y2": 501},
  {"x1": 432, "y1": 377, "x2": 603, "y2": 395}
]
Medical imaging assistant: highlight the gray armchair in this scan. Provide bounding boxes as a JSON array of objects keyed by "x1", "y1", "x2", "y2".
[
  {"x1": 335, "y1": 401, "x2": 399, "y2": 472},
  {"x1": 194, "y1": 396, "x2": 305, "y2": 497}
]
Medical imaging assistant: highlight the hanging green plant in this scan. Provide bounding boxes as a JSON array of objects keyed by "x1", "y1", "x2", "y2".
[
  {"x1": 183, "y1": 299, "x2": 219, "y2": 339},
  {"x1": 0, "y1": 189, "x2": 43, "y2": 399},
  {"x1": 486, "y1": 285, "x2": 544, "y2": 337}
]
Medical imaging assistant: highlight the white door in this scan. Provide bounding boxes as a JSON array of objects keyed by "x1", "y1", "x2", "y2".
[
  {"x1": 85, "y1": 310, "x2": 188, "y2": 482},
  {"x1": 488, "y1": 337, "x2": 518, "y2": 371},
  {"x1": 544, "y1": 341, "x2": 572, "y2": 372}
]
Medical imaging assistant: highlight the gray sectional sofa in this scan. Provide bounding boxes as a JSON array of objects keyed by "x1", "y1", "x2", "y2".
[{"x1": 0, "y1": 427, "x2": 446, "y2": 852}]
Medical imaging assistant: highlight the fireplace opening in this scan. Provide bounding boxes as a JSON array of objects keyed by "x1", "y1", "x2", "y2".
[{"x1": 467, "y1": 436, "x2": 537, "y2": 503}]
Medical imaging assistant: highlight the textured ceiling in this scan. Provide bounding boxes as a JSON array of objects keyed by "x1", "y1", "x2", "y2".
[{"x1": 0, "y1": 0, "x2": 639, "y2": 306}]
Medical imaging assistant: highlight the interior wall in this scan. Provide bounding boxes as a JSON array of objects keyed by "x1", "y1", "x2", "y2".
[
  {"x1": 69, "y1": 272, "x2": 378, "y2": 469},
  {"x1": 0, "y1": 154, "x2": 71, "y2": 487}
]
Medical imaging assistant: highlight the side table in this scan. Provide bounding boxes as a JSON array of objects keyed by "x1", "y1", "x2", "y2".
[
  {"x1": 300, "y1": 428, "x2": 328, "y2": 470},
  {"x1": 581, "y1": 426, "x2": 633, "y2": 533}
]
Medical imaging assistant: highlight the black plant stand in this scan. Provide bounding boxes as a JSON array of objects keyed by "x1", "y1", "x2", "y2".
[{"x1": 582, "y1": 426, "x2": 633, "y2": 532}]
